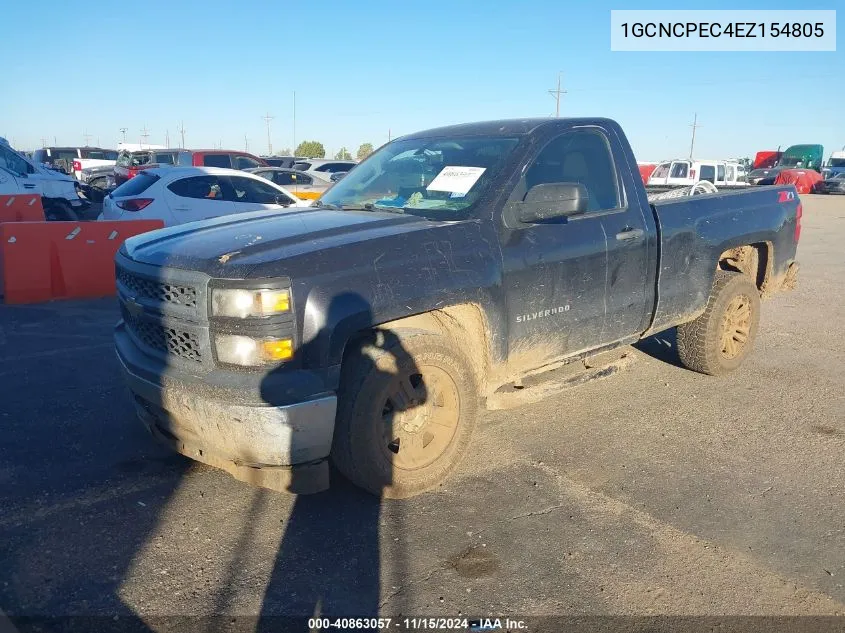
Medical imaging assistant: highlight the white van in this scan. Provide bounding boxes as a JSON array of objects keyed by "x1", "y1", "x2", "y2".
[
  {"x1": 647, "y1": 159, "x2": 748, "y2": 188},
  {"x1": 0, "y1": 137, "x2": 89, "y2": 220}
]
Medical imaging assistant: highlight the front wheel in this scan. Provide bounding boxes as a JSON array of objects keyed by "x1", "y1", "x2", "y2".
[
  {"x1": 332, "y1": 329, "x2": 478, "y2": 498},
  {"x1": 676, "y1": 271, "x2": 761, "y2": 376}
]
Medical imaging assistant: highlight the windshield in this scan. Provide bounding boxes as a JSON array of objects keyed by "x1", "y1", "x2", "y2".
[
  {"x1": 779, "y1": 146, "x2": 821, "y2": 168},
  {"x1": 651, "y1": 163, "x2": 670, "y2": 179},
  {"x1": 749, "y1": 169, "x2": 775, "y2": 178},
  {"x1": 779, "y1": 156, "x2": 804, "y2": 167},
  {"x1": 669, "y1": 161, "x2": 689, "y2": 178},
  {"x1": 318, "y1": 135, "x2": 520, "y2": 219},
  {"x1": 829, "y1": 158, "x2": 845, "y2": 168}
]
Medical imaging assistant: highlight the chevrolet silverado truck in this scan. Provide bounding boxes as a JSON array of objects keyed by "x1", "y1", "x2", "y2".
[{"x1": 114, "y1": 118, "x2": 801, "y2": 498}]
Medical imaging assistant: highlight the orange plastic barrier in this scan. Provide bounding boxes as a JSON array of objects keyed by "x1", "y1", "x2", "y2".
[
  {"x1": 0, "y1": 220, "x2": 164, "y2": 304},
  {"x1": 0, "y1": 194, "x2": 45, "y2": 223}
]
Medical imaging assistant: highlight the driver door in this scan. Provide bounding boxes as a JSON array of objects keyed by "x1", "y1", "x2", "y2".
[{"x1": 500, "y1": 129, "x2": 612, "y2": 365}]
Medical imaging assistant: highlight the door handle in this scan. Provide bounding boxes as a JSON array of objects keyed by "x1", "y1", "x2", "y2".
[
  {"x1": 616, "y1": 228, "x2": 644, "y2": 241},
  {"x1": 23, "y1": 183, "x2": 36, "y2": 189}
]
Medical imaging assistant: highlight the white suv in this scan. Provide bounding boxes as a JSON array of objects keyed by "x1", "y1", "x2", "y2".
[{"x1": 0, "y1": 138, "x2": 88, "y2": 220}]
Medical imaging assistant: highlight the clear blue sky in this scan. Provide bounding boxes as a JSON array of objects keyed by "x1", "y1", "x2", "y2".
[{"x1": 1, "y1": 0, "x2": 841, "y2": 161}]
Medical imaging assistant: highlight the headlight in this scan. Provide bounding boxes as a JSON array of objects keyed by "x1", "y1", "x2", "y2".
[
  {"x1": 211, "y1": 288, "x2": 290, "y2": 318},
  {"x1": 215, "y1": 334, "x2": 293, "y2": 366}
]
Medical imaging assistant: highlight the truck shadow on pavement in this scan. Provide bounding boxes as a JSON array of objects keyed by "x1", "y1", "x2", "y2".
[
  {"x1": 0, "y1": 293, "x2": 426, "y2": 632},
  {"x1": 253, "y1": 298, "x2": 419, "y2": 631},
  {"x1": 634, "y1": 327, "x2": 685, "y2": 368},
  {"x1": 0, "y1": 300, "x2": 194, "y2": 633}
]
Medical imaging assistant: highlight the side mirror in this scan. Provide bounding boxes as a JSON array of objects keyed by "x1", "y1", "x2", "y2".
[
  {"x1": 518, "y1": 182, "x2": 588, "y2": 224},
  {"x1": 275, "y1": 194, "x2": 292, "y2": 206}
]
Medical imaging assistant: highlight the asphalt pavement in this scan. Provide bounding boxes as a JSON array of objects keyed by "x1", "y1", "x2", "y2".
[{"x1": 1, "y1": 195, "x2": 844, "y2": 630}]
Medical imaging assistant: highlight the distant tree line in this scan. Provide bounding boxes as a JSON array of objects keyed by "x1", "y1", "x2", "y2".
[{"x1": 274, "y1": 142, "x2": 375, "y2": 160}]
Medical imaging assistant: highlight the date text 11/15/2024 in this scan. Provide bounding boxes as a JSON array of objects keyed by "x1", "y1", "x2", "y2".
[{"x1": 307, "y1": 617, "x2": 528, "y2": 630}]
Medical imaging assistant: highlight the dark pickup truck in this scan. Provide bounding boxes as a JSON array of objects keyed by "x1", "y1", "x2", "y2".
[{"x1": 114, "y1": 118, "x2": 801, "y2": 498}]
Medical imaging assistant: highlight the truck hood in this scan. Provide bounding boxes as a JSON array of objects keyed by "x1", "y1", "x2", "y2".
[{"x1": 123, "y1": 207, "x2": 474, "y2": 277}]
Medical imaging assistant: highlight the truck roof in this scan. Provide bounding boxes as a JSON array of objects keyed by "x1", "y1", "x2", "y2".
[{"x1": 399, "y1": 117, "x2": 616, "y2": 140}]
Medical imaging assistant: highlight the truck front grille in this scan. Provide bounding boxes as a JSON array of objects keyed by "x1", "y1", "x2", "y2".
[
  {"x1": 122, "y1": 307, "x2": 202, "y2": 362},
  {"x1": 117, "y1": 268, "x2": 197, "y2": 308}
]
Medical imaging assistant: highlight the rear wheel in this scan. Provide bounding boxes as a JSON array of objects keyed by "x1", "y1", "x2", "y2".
[
  {"x1": 677, "y1": 271, "x2": 760, "y2": 376},
  {"x1": 332, "y1": 329, "x2": 478, "y2": 498}
]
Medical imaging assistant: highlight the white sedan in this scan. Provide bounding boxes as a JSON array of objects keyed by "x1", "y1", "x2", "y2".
[{"x1": 99, "y1": 166, "x2": 311, "y2": 226}]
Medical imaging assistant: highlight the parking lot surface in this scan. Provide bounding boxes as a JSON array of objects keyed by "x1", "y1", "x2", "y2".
[{"x1": 1, "y1": 195, "x2": 844, "y2": 626}]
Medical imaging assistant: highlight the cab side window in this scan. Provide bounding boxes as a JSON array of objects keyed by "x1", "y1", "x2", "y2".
[
  {"x1": 271, "y1": 171, "x2": 296, "y2": 186},
  {"x1": 203, "y1": 154, "x2": 232, "y2": 168},
  {"x1": 227, "y1": 176, "x2": 294, "y2": 205},
  {"x1": 168, "y1": 176, "x2": 226, "y2": 201},
  {"x1": 524, "y1": 129, "x2": 621, "y2": 212},
  {"x1": 233, "y1": 155, "x2": 262, "y2": 170}
]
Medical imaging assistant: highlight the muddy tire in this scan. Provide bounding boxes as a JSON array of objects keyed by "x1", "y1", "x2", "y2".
[
  {"x1": 332, "y1": 329, "x2": 478, "y2": 499},
  {"x1": 677, "y1": 271, "x2": 760, "y2": 376}
]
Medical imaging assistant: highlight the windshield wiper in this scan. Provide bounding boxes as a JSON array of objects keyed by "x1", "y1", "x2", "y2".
[
  {"x1": 367, "y1": 205, "x2": 406, "y2": 214},
  {"x1": 318, "y1": 202, "x2": 408, "y2": 214},
  {"x1": 336, "y1": 203, "x2": 406, "y2": 214}
]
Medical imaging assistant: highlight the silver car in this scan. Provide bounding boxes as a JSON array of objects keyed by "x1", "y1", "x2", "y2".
[
  {"x1": 291, "y1": 159, "x2": 357, "y2": 175},
  {"x1": 247, "y1": 167, "x2": 333, "y2": 201}
]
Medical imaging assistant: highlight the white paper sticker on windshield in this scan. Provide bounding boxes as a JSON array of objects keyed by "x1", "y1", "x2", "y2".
[{"x1": 426, "y1": 166, "x2": 486, "y2": 195}]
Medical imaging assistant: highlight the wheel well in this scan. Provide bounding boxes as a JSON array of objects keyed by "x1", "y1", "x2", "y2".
[
  {"x1": 718, "y1": 242, "x2": 770, "y2": 291},
  {"x1": 344, "y1": 303, "x2": 493, "y2": 389}
]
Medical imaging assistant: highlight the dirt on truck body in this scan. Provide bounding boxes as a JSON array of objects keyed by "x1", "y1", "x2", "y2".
[{"x1": 114, "y1": 117, "x2": 801, "y2": 498}]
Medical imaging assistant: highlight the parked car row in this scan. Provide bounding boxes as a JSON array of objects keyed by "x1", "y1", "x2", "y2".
[
  {"x1": 33, "y1": 146, "x2": 118, "y2": 180},
  {"x1": 112, "y1": 148, "x2": 267, "y2": 186}
]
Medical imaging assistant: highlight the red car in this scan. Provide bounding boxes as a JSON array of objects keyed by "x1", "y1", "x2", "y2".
[
  {"x1": 113, "y1": 149, "x2": 181, "y2": 186},
  {"x1": 175, "y1": 150, "x2": 268, "y2": 170},
  {"x1": 113, "y1": 149, "x2": 268, "y2": 186}
]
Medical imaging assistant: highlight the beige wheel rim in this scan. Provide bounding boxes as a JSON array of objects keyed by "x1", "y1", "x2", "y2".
[
  {"x1": 380, "y1": 365, "x2": 460, "y2": 471},
  {"x1": 720, "y1": 295, "x2": 752, "y2": 359}
]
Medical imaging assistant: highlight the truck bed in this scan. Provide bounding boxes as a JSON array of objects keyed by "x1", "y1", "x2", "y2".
[{"x1": 648, "y1": 185, "x2": 800, "y2": 333}]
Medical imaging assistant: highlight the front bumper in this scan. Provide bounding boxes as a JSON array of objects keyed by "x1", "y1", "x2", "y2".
[{"x1": 117, "y1": 342, "x2": 337, "y2": 495}]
